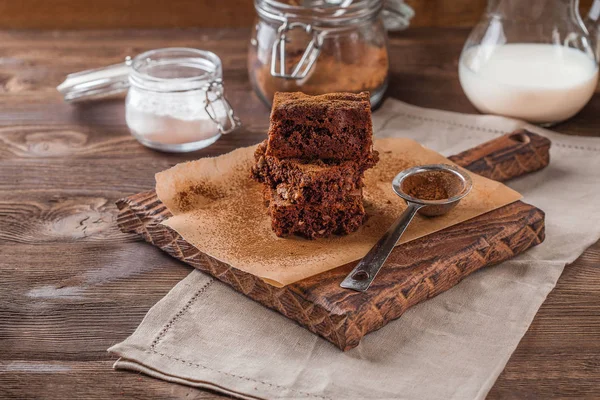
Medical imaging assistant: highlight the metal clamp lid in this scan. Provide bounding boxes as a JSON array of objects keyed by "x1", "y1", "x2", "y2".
[
  {"x1": 267, "y1": 0, "x2": 413, "y2": 80},
  {"x1": 270, "y1": 20, "x2": 325, "y2": 80},
  {"x1": 57, "y1": 57, "x2": 132, "y2": 103},
  {"x1": 382, "y1": 0, "x2": 414, "y2": 31},
  {"x1": 204, "y1": 79, "x2": 242, "y2": 134}
]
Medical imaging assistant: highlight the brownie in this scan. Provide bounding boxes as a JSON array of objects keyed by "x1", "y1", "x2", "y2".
[
  {"x1": 265, "y1": 188, "x2": 365, "y2": 239},
  {"x1": 265, "y1": 92, "x2": 373, "y2": 161},
  {"x1": 253, "y1": 91, "x2": 378, "y2": 239},
  {"x1": 252, "y1": 141, "x2": 378, "y2": 204}
]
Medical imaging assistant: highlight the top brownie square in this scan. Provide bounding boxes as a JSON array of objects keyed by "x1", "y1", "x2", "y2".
[{"x1": 266, "y1": 92, "x2": 373, "y2": 161}]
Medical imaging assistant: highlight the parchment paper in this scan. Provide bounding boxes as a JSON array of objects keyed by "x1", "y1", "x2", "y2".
[{"x1": 155, "y1": 137, "x2": 521, "y2": 287}]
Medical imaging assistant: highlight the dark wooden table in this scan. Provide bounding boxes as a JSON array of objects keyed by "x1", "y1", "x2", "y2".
[{"x1": 0, "y1": 28, "x2": 598, "y2": 399}]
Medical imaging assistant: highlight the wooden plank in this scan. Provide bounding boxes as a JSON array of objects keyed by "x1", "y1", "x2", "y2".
[
  {"x1": 0, "y1": 0, "x2": 594, "y2": 29},
  {"x1": 0, "y1": 242, "x2": 191, "y2": 360},
  {"x1": 1, "y1": 27, "x2": 595, "y2": 135},
  {"x1": 488, "y1": 242, "x2": 600, "y2": 399},
  {"x1": 0, "y1": 360, "x2": 227, "y2": 399},
  {"x1": 0, "y1": 27, "x2": 598, "y2": 398}
]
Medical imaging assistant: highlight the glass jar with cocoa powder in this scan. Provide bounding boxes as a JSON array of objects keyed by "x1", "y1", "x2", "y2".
[{"x1": 249, "y1": 0, "x2": 396, "y2": 108}]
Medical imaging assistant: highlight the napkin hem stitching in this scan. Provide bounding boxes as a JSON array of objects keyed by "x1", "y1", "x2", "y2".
[
  {"x1": 552, "y1": 143, "x2": 600, "y2": 152},
  {"x1": 144, "y1": 350, "x2": 331, "y2": 399},
  {"x1": 384, "y1": 112, "x2": 505, "y2": 134},
  {"x1": 150, "y1": 278, "x2": 215, "y2": 351},
  {"x1": 145, "y1": 277, "x2": 331, "y2": 399}
]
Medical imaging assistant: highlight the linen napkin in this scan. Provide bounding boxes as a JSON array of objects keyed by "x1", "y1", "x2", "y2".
[{"x1": 109, "y1": 99, "x2": 600, "y2": 400}]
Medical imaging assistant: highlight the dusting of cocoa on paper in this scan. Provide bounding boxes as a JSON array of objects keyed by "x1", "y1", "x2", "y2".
[
  {"x1": 175, "y1": 183, "x2": 227, "y2": 211},
  {"x1": 156, "y1": 138, "x2": 522, "y2": 287}
]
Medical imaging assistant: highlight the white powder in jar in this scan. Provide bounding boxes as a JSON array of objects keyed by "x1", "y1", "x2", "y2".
[{"x1": 126, "y1": 88, "x2": 227, "y2": 145}]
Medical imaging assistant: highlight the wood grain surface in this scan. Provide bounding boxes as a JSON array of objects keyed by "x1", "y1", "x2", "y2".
[
  {"x1": 0, "y1": 0, "x2": 595, "y2": 29},
  {"x1": 0, "y1": 28, "x2": 599, "y2": 398},
  {"x1": 116, "y1": 132, "x2": 549, "y2": 351}
]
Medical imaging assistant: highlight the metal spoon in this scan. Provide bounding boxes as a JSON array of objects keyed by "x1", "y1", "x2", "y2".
[{"x1": 340, "y1": 164, "x2": 473, "y2": 292}]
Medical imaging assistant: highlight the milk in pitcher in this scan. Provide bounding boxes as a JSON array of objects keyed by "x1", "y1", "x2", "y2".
[{"x1": 459, "y1": 43, "x2": 598, "y2": 124}]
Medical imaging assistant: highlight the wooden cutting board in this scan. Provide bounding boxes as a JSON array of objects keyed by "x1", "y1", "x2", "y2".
[{"x1": 117, "y1": 130, "x2": 550, "y2": 351}]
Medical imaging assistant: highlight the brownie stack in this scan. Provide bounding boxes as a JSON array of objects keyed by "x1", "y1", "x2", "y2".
[{"x1": 252, "y1": 92, "x2": 379, "y2": 239}]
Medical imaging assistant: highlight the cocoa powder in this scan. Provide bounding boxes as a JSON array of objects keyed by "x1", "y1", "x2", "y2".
[
  {"x1": 402, "y1": 170, "x2": 462, "y2": 201},
  {"x1": 251, "y1": 42, "x2": 388, "y2": 101}
]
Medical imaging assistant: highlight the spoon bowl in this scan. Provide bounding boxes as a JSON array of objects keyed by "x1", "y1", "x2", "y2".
[{"x1": 393, "y1": 164, "x2": 473, "y2": 216}]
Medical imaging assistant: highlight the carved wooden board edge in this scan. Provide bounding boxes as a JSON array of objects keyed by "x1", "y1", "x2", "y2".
[
  {"x1": 333, "y1": 201, "x2": 545, "y2": 349},
  {"x1": 117, "y1": 192, "x2": 351, "y2": 346},
  {"x1": 117, "y1": 193, "x2": 545, "y2": 350},
  {"x1": 448, "y1": 130, "x2": 551, "y2": 182}
]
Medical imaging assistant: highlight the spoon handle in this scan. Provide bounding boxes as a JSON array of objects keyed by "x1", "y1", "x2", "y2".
[{"x1": 340, "y1": 202, "x2": 424, "y2": 292}]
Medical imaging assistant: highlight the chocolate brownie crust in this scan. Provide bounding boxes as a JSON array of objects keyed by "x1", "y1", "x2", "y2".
[
  {"x1": 266, "y1": 92, "x2": 373, "y2": 161},
  {"x1": 265, "y1": 188, "x2": 365, "y2": 239}
]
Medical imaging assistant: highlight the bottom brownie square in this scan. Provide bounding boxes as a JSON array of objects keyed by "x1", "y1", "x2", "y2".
[{"x1": 265, "y1": 188, "x2": 365, "y2": 239}]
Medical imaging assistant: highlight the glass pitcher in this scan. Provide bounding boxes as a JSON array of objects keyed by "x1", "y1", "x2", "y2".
[
  {"x1": 584, "y1": 0, "x2": 600, "y2": 60},
  {"x1": 459, "y1": 0, "x2": 598, "y2": 126}
]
